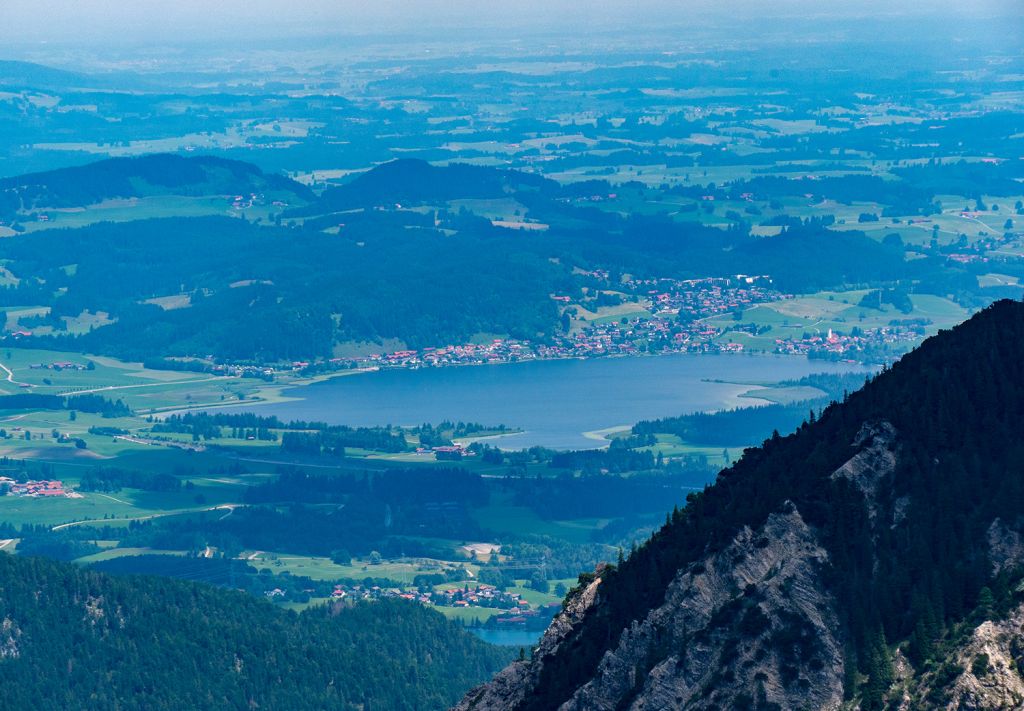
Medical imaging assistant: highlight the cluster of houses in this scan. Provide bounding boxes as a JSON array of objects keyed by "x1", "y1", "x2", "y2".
[
  {"x1": 430, "y1": 584, "x2": 527, "y2": 610},
  {"x1": 534, "y1": 276, "x2": 787, "y2": 358},
  {"x1": 160, "y1": 272, "x2": 929, "y2": 383},
  {"x1": 0, "y1": 477, "x2": 75, "y2": 498},
  {"x1": 28, "y1": 361, "x2": 89, "y2": 371},
  {"x1": 331, "y1": 273, "x2": 937, "y2": 366},
  {"x1": 631, "y1": 275, "x2": 785, "y2": 319},
  {"x1": 229, "y1": 193, "x2": 262, "y2": 210},
  {"x1": 342, "y1": 276, "x2": 790, "y2": 368},
  {"x1": 773, "y1": 326, "x2": 924, "y2": 357},
  {"x1": 362, "y1": 340, "x2": 540, "y2": 368},
  {"x1": 414, "y1": 444, "x2": 475, "y2": 460},
  {"x1": 325, "y1": 582, "x2": 533, "y2": 613}
]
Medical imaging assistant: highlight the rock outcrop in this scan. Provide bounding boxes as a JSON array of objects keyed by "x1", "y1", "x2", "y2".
[
  {"x1": 988, "y1": 519, "x2": 1024, "y2": 575},
  {"x1": 563, "y1": 507, "x2": 843, "y2": 711},
  {"x1": 455, "y1": 574, "x2": 603, "y2": 711},
  {"x1": 455, "y1": 303, "x2": 1024, "y2": 711},
  {"x1": 912, "y1": 604, "x2": 1024, "y2": 710},
  {"x1": 456, "y1": 507, "x2": 844, "y2": 711},
  {"x1": 830, "y1": 421, "x2": 897, "y2": 526}
]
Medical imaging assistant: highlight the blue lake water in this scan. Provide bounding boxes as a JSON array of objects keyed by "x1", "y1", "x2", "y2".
[
  {"x1": 469, "y1": 628, "x2": 544, "y2": 647},
  {"x1": 259, "y1": 354, "x2": 873, "y2": 450}
]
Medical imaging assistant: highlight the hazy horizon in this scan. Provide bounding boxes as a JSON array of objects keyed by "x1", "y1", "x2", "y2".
[{"x1": 4, "y1": 0, "x2": 1022, "y2": 48}]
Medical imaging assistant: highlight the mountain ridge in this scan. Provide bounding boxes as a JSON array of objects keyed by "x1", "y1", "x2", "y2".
[{"x1": 456, "y1": 299, "x2": 1024, "y2": 710}]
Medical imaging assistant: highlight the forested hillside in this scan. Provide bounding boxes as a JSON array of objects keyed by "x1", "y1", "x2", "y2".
[
  {"x1": 0, "y1": 154, "x2": 311, "y2": 217},
  {"x1": 2, "y1": 215, "x2": 570, "y2": 359},
  {"x1": 458, "y1": 299, "x2": 1024, "y2": 710},
  {"x1": 289, "y1": 158, "x2": 556, "y2": 214},
  {"x1": 0, "y1": 554, "x2": 511, "y2": 711},
  {"x1": 0, "y1": 156, "x2": 978, "y2": 362}
]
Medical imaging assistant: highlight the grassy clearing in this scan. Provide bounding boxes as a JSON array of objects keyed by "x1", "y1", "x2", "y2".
[
  {"x1": 633, "y1": 435, "x2": 742, "y2": 463},
  {"x1": 433, "y1": 606, "x2": 500, "y2": 624},
  {"x1": 0, "y1": 347, "x2": 215, "y2": 398},
  {"x1": 0, "y1": 491, "x2": 146, "y2": 527},
  {"x1": 978, "y1": 273, "x2": 1020, "y2": 288},
  {"x1": 470, "y1": 501, "x2": 612, "y2": 544},
  {"x1": 448, "y1": 198, "x2": 528, "y2": 222},
  {"x1": 508, "y1": 579, "x2": 576, "y2": 607},
  {"x1": 571, "y1": 302, "x2": 652, "y2": 331},
  {"x1": 74, "y1": 547, "x2": 187, "y2": 564},
  {"x1": 243, "y1": 552, "x2": 476, "y2": 584}
]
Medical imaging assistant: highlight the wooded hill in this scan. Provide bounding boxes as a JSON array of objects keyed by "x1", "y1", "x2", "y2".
[
  {"x1": 0, "y1": 156, "x2": 991, "y2": 361},
  {"x1": 0, "y1": 553, "x2": 511, "y2": 710},
  {"x1": 0, "y1": 153, "x2": 312, "y2": 217},
  {"x1": 287, "y1": 158, "x2": 555, "y2": 215},
  {"x1": 7, "y1": 212, "x2": 911, "y2": 361}
]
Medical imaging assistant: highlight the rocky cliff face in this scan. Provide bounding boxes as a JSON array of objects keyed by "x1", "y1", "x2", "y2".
[
  {"x1": 455, "y1": 575, "x2": 603, "y2": 711},
  {"x1": 894, "y1": 604, "x2": 1024, "y2": 711},
  {"x1": 457, "y1": 302, "x2": 1024, "y2": 711},
  {"x1": 562, "y1": 507, "x2": 844, "y2": 711},
  {"x1": 457, "y1": 430, "x2": 888, "y2": 711},
  {"x1": 456, "y1": 421, "x2": 1024, "y2": 711},
  {"x1": 942, "y1": 607, "x2": 1024, "y2": 711}
]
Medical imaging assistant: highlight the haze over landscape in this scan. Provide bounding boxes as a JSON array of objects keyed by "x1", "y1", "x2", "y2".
[
  {"x1": 0, "y1": 1, "x2": 1023, "y2": 709},
  {"x1": 8, "y1": 1, "x2": 1017, "y2": 39}
]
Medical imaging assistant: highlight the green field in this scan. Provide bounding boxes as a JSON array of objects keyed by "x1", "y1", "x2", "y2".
[
  {"x1": 20, "y1": 196, "x2": 277, "y2": 234},
  {"x1": 704, "y1": 290, "x2": 968, "y2": 352},
  {"x1": 75, "y1": 547, "x2": 188, "y2": 564},
  {"x1": 470, "y1": 499, "x2": 612, "y2": 544},
  {"x1": 634, "y1": 435, "x2": 744, "y2": 463},
  {"x1": 242, "y1": 551, "x2": 479, "y2": 584}
]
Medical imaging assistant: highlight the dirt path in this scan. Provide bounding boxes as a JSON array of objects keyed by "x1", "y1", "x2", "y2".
[
  {"x1": 52, "y1": 503, "x2": 239, "y2": 531},
  {"x1": 61, "y1": 375, "x2": 232, "y2": 396},
  {"x1": 94, "y1": 492, "x2": 132, "y2": 506},
  {"x1": 0, "y1": 362, "x2": 31, "y2": 388}
]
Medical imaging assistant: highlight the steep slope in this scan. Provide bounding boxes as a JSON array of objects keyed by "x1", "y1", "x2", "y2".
[
  {"x1": 0, "y1": 153, "x2": 312, "y2": 214},
  {"x1": 457, "y1": 299, "x2": 1024, "y2": 710},
  {"x1": 0, "y1": 553, "x2": 511, "y2": 711}
]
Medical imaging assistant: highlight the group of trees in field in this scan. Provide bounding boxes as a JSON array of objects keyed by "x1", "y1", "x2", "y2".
[{"x1": 0, "y1": 392, "x2": 128, "y2": 417}]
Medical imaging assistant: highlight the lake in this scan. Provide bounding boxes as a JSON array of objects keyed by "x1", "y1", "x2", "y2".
[
  {"x1": 259, "y1": 354, "x2": 873, "y2": 450},
  {"x1": 469, "y1": 628, "x2": 544, "y2": 647}
]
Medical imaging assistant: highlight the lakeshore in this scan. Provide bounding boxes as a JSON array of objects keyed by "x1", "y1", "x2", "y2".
[{"x1": 250, "y1": 352, "x2": 875, "y2": 450}]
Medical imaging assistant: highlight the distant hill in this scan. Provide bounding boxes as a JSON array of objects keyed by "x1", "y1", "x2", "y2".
[
  {"x1": 0, "y1": 209, "x2": 920, "y2": 362},
  {"x1": 0, "y1": 154, "x2": 313, "y2": 215},
  {"x1": 458, "y1": 300, "x2": 1024, "y2": 710},
  {"x1": 0, "y1": 553, "x2": 510, "y2": 710},
  {"x1": 0, "y1": 60, "x2": 91, "y2": 90},
  {"x1": 292, "y1": 158, "x2": 557, "y2": 215}
]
